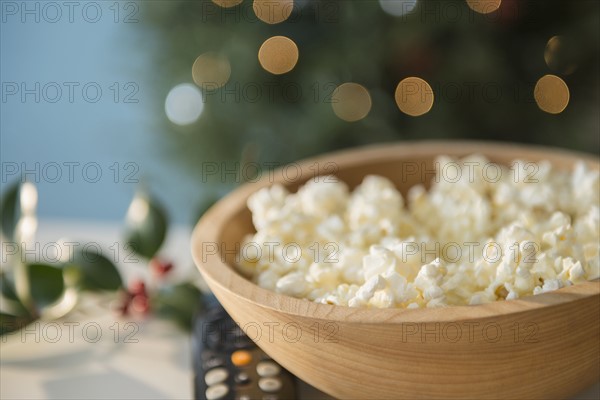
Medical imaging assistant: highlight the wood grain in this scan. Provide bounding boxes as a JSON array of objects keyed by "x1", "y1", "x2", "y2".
[{"x1": 191, "y1": 141, "x2": 600, "y2": 399}]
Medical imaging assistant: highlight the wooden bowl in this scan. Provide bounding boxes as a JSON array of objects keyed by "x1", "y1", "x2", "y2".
[{"x1": 192, "y1": 141, "x2": 600, "y2": 399}]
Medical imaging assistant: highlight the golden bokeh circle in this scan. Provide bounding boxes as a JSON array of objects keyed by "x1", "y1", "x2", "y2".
[
  {"x1": 253, "y1": 0, "x2": 293, "y2": 24},
  {"x1": 534, "y1": 74, "x2": 570, "y2": 114},
  {"x1": 466, "y1": 0, "x2": 502, "y2": 14},
  {"x1": 544, "y1": 36, "x2": 578, "y2": 75},
  {"x1": 331, "y1": 83, "x2": 372, "y2": 122},
  {"x1": 258, "y1": 36, "x2": 299, "y2": 75},
  {"x1": 192, "y1": 52, "x2": 231, "y2": 89},
  {"x1": 395, "y1": 77, "x2": 434, "y2": 117},
  {"x1": 211, "y1": 0, "x2": 243, "y2": 8}
]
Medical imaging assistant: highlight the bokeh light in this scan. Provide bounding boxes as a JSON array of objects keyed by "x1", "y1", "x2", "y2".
[
  {"x1": 379, "y1": 0, "x2": 418, "y2": 17},
  {"x1": 165, "y1": 83, "x2": 205, "y2": 125},
  {"x1": 466, "y1": 0, "x2": 502, "y2": 14},
  {"x1": 395, "y1": 77, "x2": 434, "y2": 117},
  {"x1": 192, "y1": 52, "x2": 231, "y2": 89},
  {"x1": 331, "y1": 83, "x2": 372, "y2": 122},
  {"x1": 544, "y1": 36, "x2": 578, "y2": 75},
  {"x1": 258, "y1": 36, "x2": 299, "y2": 75},
  {"x1": 253, "y1": 0, "x2": 294, "y2": 24},
  {"x1": 534, "y1": 74, "x2": 570, "y2": 114},
  {"x1": 211, "y1": 0, "x2": 243, "y2": 8}
]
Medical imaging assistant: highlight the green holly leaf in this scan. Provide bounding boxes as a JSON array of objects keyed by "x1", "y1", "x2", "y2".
[
  {"x1": 0, "y1": 272, "x2": 19, "y2": 301},
  {"x1": 0, "y1": 272, "x2": 31, "y2": 317},
  {"x1": 65, "y1": 247, "x2": 123, "y2": 291},
  {"x1": 27, "y1": 263, "x2": 65, "y2": 309},
  {"x1": 0, "y1": 182, "x2": 20, "y2": 240},
  {"x1": 0, "y1": 313, "x2": 32, "y2": 336},
  {"x1": 125, "y1": 192, "x2": 168, "y2": 260},
  {"x1": 152, "y1": 282, "x2": 202, "y2": 331}
]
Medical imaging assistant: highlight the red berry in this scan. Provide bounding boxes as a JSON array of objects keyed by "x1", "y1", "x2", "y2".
[
  {"x1": 129, "y1": 279, "x2": 146, "y2": 296},
  {"x1": 131, "y1": 295, "x2": 150, "y2": 314},
  {"x1": 151, "y1": 258, "x2": 174, "y2": 278}
]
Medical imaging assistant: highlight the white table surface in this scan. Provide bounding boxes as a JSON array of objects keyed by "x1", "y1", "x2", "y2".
[
  {"x1": 1, "y1": 219, "x2": 598, "y2": 399},
  {"x1": 1, "y1": 219, "x2": 197, "y2": 399}
]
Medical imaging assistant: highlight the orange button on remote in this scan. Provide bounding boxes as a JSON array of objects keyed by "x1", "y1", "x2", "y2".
[{"x1": 231, "y1": 350, "x2": 252, "y2": 367}]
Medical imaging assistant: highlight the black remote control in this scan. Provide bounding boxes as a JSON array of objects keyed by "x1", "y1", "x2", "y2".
[{"x1": 192, "y1": 295, "x2": 297, "y2": 400}]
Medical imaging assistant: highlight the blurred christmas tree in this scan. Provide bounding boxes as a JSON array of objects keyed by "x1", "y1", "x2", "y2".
[{"x1": 140, "y1": 0, "x2": 599, "y2": 214}]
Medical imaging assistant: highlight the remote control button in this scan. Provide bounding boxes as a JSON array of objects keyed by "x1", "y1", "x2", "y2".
[
  {"x1": 231, "y1": 350, "x2": 252, "y2": 367},
  {"x1": 258, "y1": 377, "x2": 282, "y2": 393},
  {"x1": 205, "y1": 368, "x2": 228, "y2": 386},
  {"x1": 235, "y1": 372, "x2": 251, "y2": 385},
  {"x1": 256, "y1": 361, "x2": 281, "y2": 378},
  {"x1": 203, "y1": 356, "x2": 225, "y2": 370},
  {"x1": 205, "y1": 383, "x2": 229, "y2": 400}
]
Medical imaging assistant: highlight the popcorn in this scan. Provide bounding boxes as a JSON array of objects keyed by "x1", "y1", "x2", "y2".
[
  {"x1": 587, "y1": 256, "x2": 600, "y2": 280},
  {"x1": 382, "y1": 271, "x2": 418, "y2": 304},
  {"x1": 506, "y1": 290, "x2": 519, "y2": 301},
  {"x1": 567, "y1": 260, "x2": 586, "y2": 283},
  {"x1": 247, "y1": 184, "x2": 289, "y2": 230},
  {"x1": 337, "y1": 247, "x2": 365, "y2": 284},
  {"x1": 369, "y1": 289, "x2": 395, "y2": 308},
  {"x1": 240, "y1": 155, "x2": 600, "y2": 308},
  {"x1": 534, "y1": 278, "x2": 565, "y2": 295},
  {"x1": 348, "y1": 275, "x2": 386, "y2": 307},
  {"x1": 307, "y1": 262, "x2": 340, "y2": 289},
  {"x1": 468, "y1": 287, "x2": 498, "y2": 305},
  {"x1": 363, "y1": 245, "x2": 396, "y2": 281},
  {"x1": 297, "y1": 177, "x2": 349, "y2": 218},
  {"x1": 414, "y1": 258, "x2": 446, "y2": 290},
  {"x1": 275, "y1": 272, "x2": 309, "y2": 297},
  {"x1": 257, "y1": 270, "x2": 280, "y2": 291}
]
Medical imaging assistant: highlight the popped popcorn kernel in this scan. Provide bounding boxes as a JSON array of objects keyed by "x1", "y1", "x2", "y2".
[{"x1": 240, "y1": 156, "x2": 599, "y2": 308}]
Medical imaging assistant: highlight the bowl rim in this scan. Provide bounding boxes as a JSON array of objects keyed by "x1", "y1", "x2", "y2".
[{"x1": 191, "y1": 140, "x2": 600, "y2": 323}]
